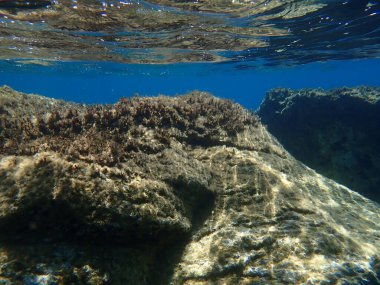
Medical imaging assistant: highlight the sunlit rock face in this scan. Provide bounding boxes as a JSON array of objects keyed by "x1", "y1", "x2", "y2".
[
  {"x1": 0, "y1": 86, "x2": 379, "y2": 284},
  {"x1": 257, "y1": 86, "x2": 380, "y2": 204}
]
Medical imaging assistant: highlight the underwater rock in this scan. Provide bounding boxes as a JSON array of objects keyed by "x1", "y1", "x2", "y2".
[
  {"x1": 0, "y1": 85, "x2": 379, "y2": 284},
  {"x1": 0, "y1": 0, "x2": 51, "y2": 9},
  {"x1": 257, "y1": 86, "x2": 380, "y2": 204}
]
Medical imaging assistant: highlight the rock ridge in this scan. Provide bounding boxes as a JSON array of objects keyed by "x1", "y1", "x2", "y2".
[{"x1": 0, "y1": 86, "x2": 379, "y2": 285}]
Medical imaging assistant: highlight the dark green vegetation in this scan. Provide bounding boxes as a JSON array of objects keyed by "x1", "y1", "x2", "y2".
[
  {"x1": 0, "y1": 86, "x2": 379, "y2": 285},
  {"x1": 257, "y1": 86, "x2": 380, "y2": 203}
]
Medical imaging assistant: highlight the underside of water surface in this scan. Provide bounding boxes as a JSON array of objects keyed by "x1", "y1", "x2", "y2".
[{"x1": 0, "y1": 0, "x2": 379, "y2": 65}]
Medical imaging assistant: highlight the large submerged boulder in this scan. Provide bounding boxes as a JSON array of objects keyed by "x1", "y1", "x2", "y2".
[
  {"x1": 0, "y1": 86, "x2": 379, "y2": 285},
  {"x1": 257, "y1": 86, "x2": 380, "y2": 203}
]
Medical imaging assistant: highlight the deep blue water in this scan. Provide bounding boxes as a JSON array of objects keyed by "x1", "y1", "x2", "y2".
[{"x1": 1, "y1": 58, "x2": 379, "y2": 109}]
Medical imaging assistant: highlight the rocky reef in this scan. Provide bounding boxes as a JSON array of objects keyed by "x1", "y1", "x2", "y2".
[
  {"x1": 0, "y1": 85, "x2": 379, "y2": 285},
  {"x1": 257, "y1": 86, "x2": 380, "y2": 204}
]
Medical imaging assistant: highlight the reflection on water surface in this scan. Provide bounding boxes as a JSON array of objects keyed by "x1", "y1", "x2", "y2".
[{"x1": 0, "y1": 0, "x2": 378, "y2": 65}]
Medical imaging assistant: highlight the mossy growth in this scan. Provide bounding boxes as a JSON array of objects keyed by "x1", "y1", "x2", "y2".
[{"x1": 0, "y1": 88, "x2": 259, "y2": 166}]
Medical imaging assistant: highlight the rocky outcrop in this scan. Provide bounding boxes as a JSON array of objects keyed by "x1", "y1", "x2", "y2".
[
  {"x1": 257, "y1": 86, "x2": 380, "y2": 204},
  {"x1": 0, "y1": 86, "x2": 379, "y2": 285}
]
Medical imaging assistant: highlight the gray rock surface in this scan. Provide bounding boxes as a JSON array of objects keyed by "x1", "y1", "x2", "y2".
[
  {"x1": 257, "y1": 86, "x2": 380, "y2": 204},
  {"x1": 0, "y1": 86, "x2": 379, "y2": 284}
]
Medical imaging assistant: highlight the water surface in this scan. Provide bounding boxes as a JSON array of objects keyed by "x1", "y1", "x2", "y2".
[{"x1": 0, "y1": 0, "x2": 379, "y2": 105}]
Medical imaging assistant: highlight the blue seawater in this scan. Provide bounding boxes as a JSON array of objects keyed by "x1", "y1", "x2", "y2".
[
  {"x1": 0, "y1": 0, "x2": 379, "y2": 109},
  {"x1": 0, "y1": 58, "x2": 380, "y2": 109}
]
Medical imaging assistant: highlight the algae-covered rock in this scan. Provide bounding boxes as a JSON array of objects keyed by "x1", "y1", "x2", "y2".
[
  {"x1": 257, "y1": 86, "x2": 380, "y2": 204},
  {"x1": 0, "y1": 86, "x2": 379, "y2": 284},
  {"x1": 0, "y1": 0, "x2": 51, "y2": 9}
]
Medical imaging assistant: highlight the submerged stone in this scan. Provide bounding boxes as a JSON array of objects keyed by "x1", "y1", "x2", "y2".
[
  {"x1": 257, "y1": 86, "x2": 380, "y2": 203},
  {"x1": 0, "y1": 0, "x2": 51, "y2": 9},
  {"x1": 0, "y1": 86, "x2": 379, "y2": 284}
]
